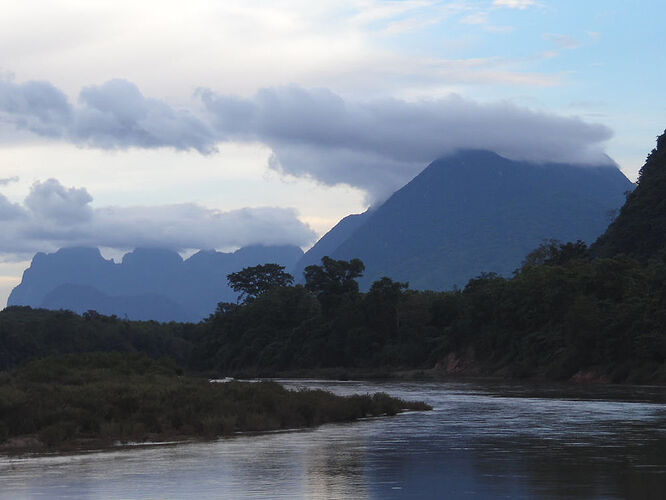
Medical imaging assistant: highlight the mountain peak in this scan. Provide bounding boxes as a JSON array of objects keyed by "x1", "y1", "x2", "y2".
[{"x1": 305, "y1": 150, "x2": 633, "y2": 291}]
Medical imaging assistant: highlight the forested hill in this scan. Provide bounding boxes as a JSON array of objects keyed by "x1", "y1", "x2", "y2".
[
  {"x1": 308, "y1": 150, "x2": 632, "y2": 291},
  {"x1": 593, "y1": 130, "x2": 666, "y2": 260}
]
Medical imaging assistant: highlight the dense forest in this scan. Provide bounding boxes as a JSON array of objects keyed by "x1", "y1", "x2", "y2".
[{"x1": 1, "y1": 131, "x2": 666, "y2": 385}]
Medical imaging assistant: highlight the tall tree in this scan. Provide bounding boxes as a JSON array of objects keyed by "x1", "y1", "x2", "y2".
[
  {"x1": 227, "y1": 264, "x2": 294, "y2": 303},
  {"x1": 304, "y1": 256, "x2": 365, "y2": 316}
]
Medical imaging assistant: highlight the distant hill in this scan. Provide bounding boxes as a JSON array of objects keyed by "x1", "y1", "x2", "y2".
[
  {"x1": 301, "y1": 150, "x2": 633, "y2": 291},
  {"x1": 8, "y1": 245, "x2": 303, "y2": 321},
  {"x1": 41, "y1": 284, "x2": 194, "y2": 323},
  {"x1": 592, "y1": 130, "x2": 666, "y2": 259}
]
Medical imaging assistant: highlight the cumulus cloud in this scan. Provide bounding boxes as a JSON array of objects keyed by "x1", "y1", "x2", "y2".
[
  {"x1": 0, "y1": 176, "x2": 19, "y2": 186},
  {"x1": 0, "y1": 193, "x2": 26, "y2": 221},
  {"x1": 200, "y1": 86, "x2": 614, "y2": 201},
  {"x1": 0, "y1": 78, "x2": 216, "y2": 153},
  {"x1": 72, "y1": 80, "x2": 217, "y2": 153},
  {"x1": 0, "y1": 179, "x2": 315, "y2": 259},
  {"x1": 0, "y1": 79, "x2": 71, "y2": 137},
  {"x1": 24, "y1": 179, "x2": 93, "y2": 224},
  {"x1": 2, "y1": 77, "x2": 614, "y2": 202}
]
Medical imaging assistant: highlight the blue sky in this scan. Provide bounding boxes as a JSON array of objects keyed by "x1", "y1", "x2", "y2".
[{"x1": 0, "y1": 0, "x2": 665, "y2": 305}]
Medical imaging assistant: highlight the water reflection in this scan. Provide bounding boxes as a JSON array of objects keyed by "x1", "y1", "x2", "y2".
[
  {"x1": 1, "y1": 380, "x2": 664, "y2": 499},
  {"x1": 305, "y1": 431, "x2": 368, "y2": 499}
]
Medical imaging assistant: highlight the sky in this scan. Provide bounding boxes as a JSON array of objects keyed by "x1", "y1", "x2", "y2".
[{"x1": 1, "y1": 0, "x2": 665, "y2": 306}]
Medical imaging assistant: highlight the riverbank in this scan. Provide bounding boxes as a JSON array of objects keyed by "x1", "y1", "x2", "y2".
[
  {"x1": 204, "y1": 364, "x2": 666, "y2": 386},
  {"x1": 0, "y1": 353, "x2": 431, "y2": 455}
]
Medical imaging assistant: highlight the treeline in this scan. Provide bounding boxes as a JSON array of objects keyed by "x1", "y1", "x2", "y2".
[
  {"x1": 1, "y1": 246, "x2": 664, "y2": 383},
  {"x1": 191, "y1": 247, "x2": 666, "y2": 383}
]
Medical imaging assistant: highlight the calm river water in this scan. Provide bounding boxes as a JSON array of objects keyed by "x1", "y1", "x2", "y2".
[{"x1": 1, "y1": 380, "x2": 665, "y2": 499}]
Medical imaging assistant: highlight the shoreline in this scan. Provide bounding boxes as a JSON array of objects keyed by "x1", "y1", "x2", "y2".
[
  {"x1": 210, "y1": 366, "x2": 666, "y2": 387},
  {"x1": 0, "y1": 407, "x2": 425, "y2": 457}
]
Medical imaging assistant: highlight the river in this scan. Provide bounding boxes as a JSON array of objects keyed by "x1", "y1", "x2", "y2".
[{"x1": 1, "y1": 380, "x2": 665, "y2": 499}]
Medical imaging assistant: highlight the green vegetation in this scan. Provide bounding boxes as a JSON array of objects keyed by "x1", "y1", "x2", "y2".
[
  {"x1": 0, "y1": 306, "x2": 192, "y2": 372},
  {"x1": 191, "y1": 248, "x2": 666, "y2": 383},
  {"x1": 227, "y1": 263, "x2": 295, "y2": 304},
  {"x1": 0, "y1": 353, "x2": 430, "y2": 450},
  {"x1": 1, "y1": 131, "x2": 665, "y2": 387},
  {"x1": 593, "y1": 130, "x2": 666, "y2": 259}
]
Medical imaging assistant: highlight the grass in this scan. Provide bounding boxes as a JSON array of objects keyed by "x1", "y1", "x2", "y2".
[{"x1": 0, "y1": 352, "x2": 431, "y2": 451}]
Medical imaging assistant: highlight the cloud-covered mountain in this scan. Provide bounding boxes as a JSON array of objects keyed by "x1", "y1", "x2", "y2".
[
  {"x1": 8, "y1": 245, "x2": 304, "y2": 321},
  {"x1": 201, "y1": 86, "x2": 613, "y2": 201},
  {"x1": 296, "y1": 150, "x2": 633, "y2": 290}
]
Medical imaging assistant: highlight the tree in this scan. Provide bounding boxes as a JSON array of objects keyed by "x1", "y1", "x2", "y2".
[
  {"x1": 521, "y1": 240, "x2": 588, "y2": 269},
  {"x1": 365, "y1": 277, "x2": 408, "y2": 336},
  {"x1": 304, "y1": 257, "x2": 365, "y2": 316},
  {"x1": 227, "y1": 264, "x2": 294, "y2": 303}
]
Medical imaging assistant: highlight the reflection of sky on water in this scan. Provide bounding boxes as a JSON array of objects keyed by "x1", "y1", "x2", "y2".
[{"x1": 1, "y1": 381, "x2": 665, "y2": 499}]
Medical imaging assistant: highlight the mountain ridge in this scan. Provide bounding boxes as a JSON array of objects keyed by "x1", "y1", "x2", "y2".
[{"x1": 8, "y1": 244, "x2": 304, "y2": 321}]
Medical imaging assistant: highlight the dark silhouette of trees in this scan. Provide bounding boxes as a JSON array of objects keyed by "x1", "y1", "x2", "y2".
[
  {"x1": 522, "y1": 239, "x2": 589, "y2": 269},
  {"x1": 365, "y1": 277, "x2": 408, "y2": 338},
  {"x1": 304, "y1": 256, "x2": 365, "y2": 316},
  {"x1": 227, "y1": 263, "x2": 294, "y2": 303}
]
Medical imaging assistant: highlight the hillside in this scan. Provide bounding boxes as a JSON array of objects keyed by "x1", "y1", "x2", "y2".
[
  {"x1": 291, "y1": 210, "x2": 372, "y2": 280},
  {"x1": 593, "y1": 130, "x2": 666, "y2": 259},
  {"x1": 309, "y1": 150, "x2": 632, "y2": 290}
]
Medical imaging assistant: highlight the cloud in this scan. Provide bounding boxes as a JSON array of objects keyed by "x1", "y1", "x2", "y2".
[
  {"x1": 0, "y1": 78, "x2": 216, "y2": 153},
  {"x1": 543, "y1": 34, "x2": 581, "y2": 50},
  {"x1": 2, "y1": 77, "x2": 614, "y2": 202},
  {"x1": 24, "y1": 179, "x2": 93, "y2": 224},
  {"x1": 200, "y1": 86, "x2": 614, "y2": 201},
  {"x1": 0, "y1": 79, "x2": 71, "y2": 137},
  {"x1": 0, "y1": 193, "x2": 26, "y2": 221},
  {"x1": 0, "y1": 176, "x2": 19, "y2": 186},
  {"x1": 492, "y1": 0, "x2": 536, "y2": 9},
  {"x1": 460, "y1": 12, "x2": 489, "y2": 25},
  {"x1": 73, "y1": 80, "x2": 217, "y2": 153},
  {"x1": 0, "y1": 179, "x2": 315, "y2": 259}
]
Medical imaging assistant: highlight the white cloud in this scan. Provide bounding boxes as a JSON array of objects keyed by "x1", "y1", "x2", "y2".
[
  {"x1": 0, "y1": 176, "x2": 19, "y2": 186},
  {"x1": 493, "y1": 0, "x2": 536, "y2": 9},
  {"x1": 460, "y1": 12, "x2": 489, "y2": 25},
  {"x1": 0, "y1": 179, "x2": 316, "y2": 259},
  {"x1": 0, "y1": 0, "x2": 560, "y2": 101}
]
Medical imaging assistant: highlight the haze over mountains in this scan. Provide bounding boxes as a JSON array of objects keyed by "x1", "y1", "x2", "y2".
[{"x1": 9, "y1": 149, "x2": 634, "y2": 320}]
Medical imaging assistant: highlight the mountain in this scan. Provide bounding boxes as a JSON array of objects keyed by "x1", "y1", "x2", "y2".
[
  {"x1": 304, "y1": 150, "x2": 633, "y2": 291},
  {"x1": 592, "y1": 130, "x2": 666, "y2": 259},
  {"x1": 8, "y1": 244, "x2": 303, "y2": 321},
  {"x1": 40, "y1": 284, "x2": 194, "y2": 323},
  {"x1": 291, "y1": 210, "x2": 372, "y2": 281}
]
